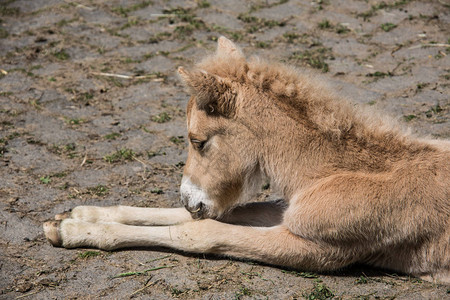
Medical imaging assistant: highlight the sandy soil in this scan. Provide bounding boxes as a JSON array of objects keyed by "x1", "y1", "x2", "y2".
[{"x1": 1, "y1": 0, "x2": 449, "y2": 299}]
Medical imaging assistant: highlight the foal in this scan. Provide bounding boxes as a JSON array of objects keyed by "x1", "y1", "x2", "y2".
[{"x1": 44, "y1": 37, "x2": 450, "y2": 284}]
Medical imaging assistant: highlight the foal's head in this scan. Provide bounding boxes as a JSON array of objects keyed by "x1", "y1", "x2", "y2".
[{"x1": 178, "y1": 37, "x2": 264, "y2": 219}]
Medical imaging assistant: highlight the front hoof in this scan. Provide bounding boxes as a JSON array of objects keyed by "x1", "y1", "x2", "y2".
[
  {"x1": 43, "y1": 220, "x2": 62, "y2": 247},
  {"x1": 55, "y1": 211, "x2": 71, "y2": 220}
]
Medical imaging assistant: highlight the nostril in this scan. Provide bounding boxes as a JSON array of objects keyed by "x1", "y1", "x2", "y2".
[
  {"x1": 191, "y1": 202, "x2": 203, "y2": 213},
  {"x1": 184, "y1": 202, "x2": 203, "y2": 214},
  {"x1": 191, "y1": 202, "x2": 204, "y2": 220}
]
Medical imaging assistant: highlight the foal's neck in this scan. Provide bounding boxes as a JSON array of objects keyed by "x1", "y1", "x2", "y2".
[{"x1": 254, "y1": 99, "x2": 433, "y2": 199}]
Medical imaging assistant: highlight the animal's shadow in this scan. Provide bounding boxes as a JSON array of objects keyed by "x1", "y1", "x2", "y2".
[{"x1": 109, "y1": 244, "x2": 412, "y2": 282}]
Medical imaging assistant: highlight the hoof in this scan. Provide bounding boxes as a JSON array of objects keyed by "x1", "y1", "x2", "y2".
[
  {"x1": 55, "y1": 211, "x2": 71, "y2": 220},
  {"x1": 43, "y1": 220, "x2": 62, "y2": 247}
]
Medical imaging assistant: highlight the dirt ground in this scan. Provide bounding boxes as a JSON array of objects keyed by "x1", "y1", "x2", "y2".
[{"x1": 0, "y1": 0, "x2": 449, "y2": 299}]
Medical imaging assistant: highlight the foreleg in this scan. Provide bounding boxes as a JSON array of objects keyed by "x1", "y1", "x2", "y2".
[
  {"x1": 54, "y1": 200, "x2": 286, "y2": 227},
  {"x1": 55, "y1": 206, "x2": 193, "y2": 226},
  {"x1": 43, "y1": 218, "x2": 344, "y2": 271}
]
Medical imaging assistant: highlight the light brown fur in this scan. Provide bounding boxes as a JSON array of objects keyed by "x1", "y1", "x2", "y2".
[{"x1": 44, "y1": 37, "x2": 449, "y2": 284}]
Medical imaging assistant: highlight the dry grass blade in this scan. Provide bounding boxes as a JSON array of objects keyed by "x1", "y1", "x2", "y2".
[
  {"x1": 90, "y1": 72, "x2": 163, "y2": 80},
  {"x1": 146, "y1": 254, "x2": 172, "y2": 263},
  {"x1": 112, "y1": 265, "x2": 175, "y2": 278},
  {"x1": 408, "y1": 43, "x2": 450, "y2": 50},
  {"x1": 64, "y1": 0, "x2": 94, "y2": 10},
  {"x1": 130, "y1": 279, "x2": 160, "y2": 296},
  {"x1": 132, "y1": 155, "x2": 150, "y2": 167},
  {"x1": 80, "y1": 153, "x2": 88, "y2": 167},
  {"x1": 15, "y1": 291, "x2": 39, "y2": 299}
]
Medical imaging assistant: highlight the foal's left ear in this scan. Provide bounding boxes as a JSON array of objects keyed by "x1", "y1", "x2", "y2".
[
  {"x1": 217, "y1": 36, "x2": 244, "y2": 60},
  {"x1": 178, "y1": 67, "x2": 236, "y2": 117}
]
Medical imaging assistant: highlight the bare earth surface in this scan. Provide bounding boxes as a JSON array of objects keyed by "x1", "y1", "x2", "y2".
[{"x1": 1, "y1": 0, "x2": 449, "y2": 299}]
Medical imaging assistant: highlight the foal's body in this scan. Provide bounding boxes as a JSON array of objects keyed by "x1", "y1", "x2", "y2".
[{"x1": 44, "y1": 37, "x2": 449, "y2": 284}]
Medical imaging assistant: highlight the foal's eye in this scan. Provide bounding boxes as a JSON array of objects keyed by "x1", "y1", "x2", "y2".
[{"x1": 190, "y1": 139, "x2": 207, "y2": 151}]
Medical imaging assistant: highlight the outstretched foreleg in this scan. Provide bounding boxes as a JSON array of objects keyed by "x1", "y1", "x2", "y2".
[
  {"x1": 54, "y1": 206, "x2": 193, "y2": 226},
  {"x1": 51, "y1": 200, "x2": 286, "y2": 227},
  {"x1": 43, "y1": 218, "x2": 346, "y2": 271}
]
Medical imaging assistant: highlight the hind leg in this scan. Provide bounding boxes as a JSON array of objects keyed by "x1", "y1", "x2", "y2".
[{"x1": 283, "y1": 173, "x2": 446, "y2": 281}]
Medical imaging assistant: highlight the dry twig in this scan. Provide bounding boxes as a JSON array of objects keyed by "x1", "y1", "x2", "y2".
[
  {"x1": 90, "y1": 72, "x2": 164, "y2": 81},
  {"x1": 408, "y1": 43, "x2": 450, "y2": 50}
]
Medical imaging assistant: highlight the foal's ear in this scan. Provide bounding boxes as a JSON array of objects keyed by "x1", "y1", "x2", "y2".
[
  {"x1": 217, "y1": 36, "x2": 244, "y2": 60},
  {"x1": 178, "y1": 67, "x2": 236, "y2": 117}
]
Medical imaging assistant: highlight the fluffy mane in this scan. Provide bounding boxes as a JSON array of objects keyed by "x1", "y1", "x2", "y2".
[{"x1": 194, "y1": 50, "x2": 415, "y2": 153}]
